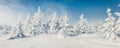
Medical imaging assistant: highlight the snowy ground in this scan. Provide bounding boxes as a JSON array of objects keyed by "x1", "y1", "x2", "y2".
[{"x1": 0, "y1": 32, "x2": 120, "y2": 48}]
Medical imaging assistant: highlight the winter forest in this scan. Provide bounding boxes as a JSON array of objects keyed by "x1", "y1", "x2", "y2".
[
  {"x1": 1, "y1": 6, "x2": 119, "y2": 41},
  {"x1": 0, "y1": 1, "x2": 120, "y2": 48}
]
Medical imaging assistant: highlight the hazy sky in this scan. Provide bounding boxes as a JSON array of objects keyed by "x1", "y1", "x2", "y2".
[{"x1": 0, "y1": 0, "x2": 120, "y2": 25}]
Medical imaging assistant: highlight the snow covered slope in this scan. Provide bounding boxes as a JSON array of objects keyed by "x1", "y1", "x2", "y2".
[{"x1": 0, "y1": 32, "x2": 120, "y2": 48}]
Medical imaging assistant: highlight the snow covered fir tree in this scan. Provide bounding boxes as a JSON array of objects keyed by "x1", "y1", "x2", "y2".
[
  {"x1": 102, "y1": 8, "x2": 119, "y2": 40},
  {"x1": 47, "y1": 12, "x2": 58, "y2": 34},
  {"x1": 29, "y1": 7, "x2": 45, "y2": 36},
  {"x1": 9, "y1": 15, "x2": 26, "y2": 40},
  {"x1": 75, "y1": 14, "x2": 88, "y2": 34}
]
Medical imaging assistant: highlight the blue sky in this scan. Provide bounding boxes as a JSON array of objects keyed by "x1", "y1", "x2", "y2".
[{"x1": 0, "y1": 0, "x2": 120, "y2": 25}]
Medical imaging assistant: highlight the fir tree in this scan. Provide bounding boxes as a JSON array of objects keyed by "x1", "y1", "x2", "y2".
[
  {"x1": 9, "y1": 15, "x2": 25, "y2": 40},
  {"x1": 75, "y1": 14, "x2": 88, "y2": 34},
  {"x1": 23, "y1": 13, "x2": 32, "y2": 36},
  {"x1": 30, "y1": 7, "x2": 44, "y2": 36},
  {"x1": 47, "y1": 12, "x2": 58, "y2": 34},
  {"x1": 57, "y1": 14, "x2": 70, "y2": 37},
  {"x1": 103, "y1": 8, "x2": 117, "y2": 40}
]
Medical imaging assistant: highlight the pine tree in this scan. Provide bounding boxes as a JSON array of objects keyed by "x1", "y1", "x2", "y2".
[
  {"x1": 47, "y1": 12, "x2": 58, "y2": 34},
  {"x1": 114, "y1": 12, "x2": 120, "y2": 40},
  {"x1": 57, "y1": 14, "x2": 70, "y2": 37},
  {"x1": 23, "y1": 13, "x2": 32, "y2": 36},
  {"x1": 9, "y1": 15, "x2": 25, "y2": 40},
  {"x1": 30, "y1": 7, "x2": 44, "y2": 36},
  {"x1": 75, "y1": 14, "x2": 88, "y2": 34},
  {"x1": 103, "y1": 8, "x2": 117, "y2": 40}
]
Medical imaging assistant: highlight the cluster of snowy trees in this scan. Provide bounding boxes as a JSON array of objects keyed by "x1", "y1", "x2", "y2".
[
  {"x1": 0, "y1": 25, "x2": 13, "y2": 35},
  {"x1": 7, "y1": 7, "x2": 91, "y2": 39},
  {"x1": 97, "y1": 8, "x2": 120, "y2": 40},
  {"x1": 0, "y1": 6, "x2": 120, "y2": 41}
]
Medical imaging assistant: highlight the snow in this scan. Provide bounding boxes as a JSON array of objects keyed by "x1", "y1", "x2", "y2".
[
  {"x1": 0, "y1": 5, "x2": 120, "y2": 48},
  {"x1": 0, "y1": 32, "x2": 120, "y2": 48},
  {"x1": 115, "y1": 12, "x2": 120, "y2": 17}
]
